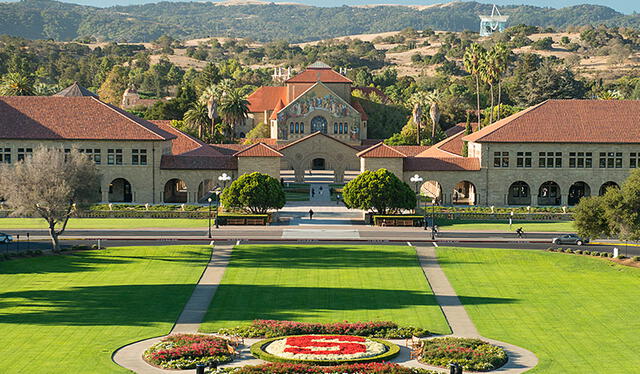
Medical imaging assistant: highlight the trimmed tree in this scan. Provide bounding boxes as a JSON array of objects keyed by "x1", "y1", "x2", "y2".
[
  {"x1": 0, "y1": 147, "x2": 100, "y2": 250},
  {"x1": 342, "y1": 169, "x2": 416, "y2": 215},
  {"x1": 220, "y1": 172, "x2": 285, "y2": 214}
]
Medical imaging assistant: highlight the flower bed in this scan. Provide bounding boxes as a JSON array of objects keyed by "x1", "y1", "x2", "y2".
[
  {"x1": 215, "y1": 362, "x2": 439, "y2": 373},
  {"x1": 251, "y1": 335, "x2": 400, "y2": 365},
  {"x1": 420, "y1": 337, "x2": 507, "y2": 372},
  {"x1": 218, "y1": 319, "x2": 429, "y2": 339},
  {"x1": 143, "y1": 334, "x2": 235, "y2": 369}
]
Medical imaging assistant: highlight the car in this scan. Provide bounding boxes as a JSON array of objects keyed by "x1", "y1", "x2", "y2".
[
  {"x1": 0, "y1": 232, "x2": 13, "y2": 243},
  {"x1": 552, "y1": 233, "x2": 589, "y2": 246}
]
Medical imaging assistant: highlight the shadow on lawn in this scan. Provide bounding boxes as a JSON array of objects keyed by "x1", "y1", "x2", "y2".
[
  {"x1": 228, "y1": 245, "x2": 420, "y2": 269},
  {"x1": 0, "y1": 284, "x2": 195, "y2": 326},
  {"x1": 207, "y1": 284, "x2": 517, "y2": 323}
]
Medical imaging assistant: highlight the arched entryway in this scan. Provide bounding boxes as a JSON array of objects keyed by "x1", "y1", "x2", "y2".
[
  {"x1": 197, "y1": 179, "x2": 215, "y2": 203},
  {"x1": 311, "y1": 116, "x2": 328, "y2": 134},
  {"x1": 420, "y1": 180, "x2": 442, "y2": 204},
  {"x1": 164, "y1": 178, "x2": 188, "y2": 203},
  {"x1": 538, "y1": 181, "x2": 561, "y2": 205},
  {"x1": 108, "y1": 178, "x2": 132, "y2": 203},
  {"x1": 508, "y1": 181, "x2": 531, "y2": 205},
  {"x1": 312, "y1": 158, "x2": 326, "y2": 170},
  {"x1": 453, "y1": 181, "x2": 476, "y2": 205},
  {"x1": 568, "y1": 181, "x2": 591, "y2": 205},
  {"x1": 599, "y1": 181, "x2": 619, "y2": 196}
]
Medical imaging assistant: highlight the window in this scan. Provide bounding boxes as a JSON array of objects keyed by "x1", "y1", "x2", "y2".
[
  {"x1": 17, "y1": 147, "x2": 32, "y2": 161},
  {"x1": 300, "y1": 122, "x2": 304, "y2": 133},
  {"x1": 539, "y1": 152, "x2": 562, "y2": 168},
  {"x1": 493, "y1": 151, "x2": 509, "y2": 167},
  {"x1": 599, "y1": 152, "x2": 622, "y2": 168},
  {"x1": 107, "y1": 149, "x2": 122, "y2": 165},
  {"x1": 295, "y1": 122, "x2": 299, "y2": 133},
  {"x1": 132, "y1": 149, "x2": 147, "y2": 165},
  {"x1": 516, "y1": 152, "x2": 532, "y2": 168},
  {"x1": 290, "y1": 122, "x2": 294, "y2": 134},
  {"x1": 569, "y1": 152, "x2": 592, "y2": 168},
  {"x1": 631, "y1": 153, "x2": 640, "y2": 168},
  {"x1": 0, "y1": 148, "x2": 11, "y2": 164},
  {"x1": 334, "y1": 122, "x2": 338, "y2": 134}
]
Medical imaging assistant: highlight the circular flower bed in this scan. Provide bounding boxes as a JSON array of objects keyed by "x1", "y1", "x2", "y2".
[
  {"x1": 251, "y1": 335, "x2": 400, "y2": 365},
  {"x1": 143, "y1": 334, "x2": 235, "y2": 369},
  {"x1": 420, "y1": 337, "x2": 507, "y2": 372}
]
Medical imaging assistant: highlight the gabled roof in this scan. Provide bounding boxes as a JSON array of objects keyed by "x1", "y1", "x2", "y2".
[
  {"x1": 151, "y1": 120, "x2": 223, "y2": 157},
  {"x1": 54, "y1": 82, "x2": 98, "y2": 98},
  {"x1": 279, "y1": 131, "x2": 357, "y2": 151},
  {"x1": 0, "y1": 96, "x2": 176, "y2": 141},
  {"x1": 403, "y1": 157, "x2": 481, "y2": 171},
  {"x1": 463, "y1": 100, "x2": 640, "y2": 144},
  {"x1": 247, "y1": 86, "x2": 287, "y2": 112},
  {"x1": 418, "y1": 122, "x2": 479, "y2": 158},
  {"x1": 234, "y1": 142, "x2": 283, "y2": 157},
  {"x1": 286, "y1": 65, "x2": 352, "y2": 84},
  {"x1": 270, "y1": 98, "x2": 285, "y2": 120},
  {"x1": 351, "y1": 100, "x2": 368, "y2": 121},
  {"x1": 357, "y1": 142, "x2": 406, "y2": 158}
]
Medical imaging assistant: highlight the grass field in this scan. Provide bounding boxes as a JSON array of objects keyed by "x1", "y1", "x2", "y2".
[
  {"x1": 437, "y1": 247, "x2": 640, "y2": 373},
  {"x1": 436, "y1": 219, "x2": 575, "y2": 232},
  {"x1": 0, "y1": 245, "x2": 211, "y2": 373},
  {"x1": 0, "y1": 217, "x2": 210, "y2": 229},
  {"x1": 200, "y1": 244, "x2": 450, "y2": 334}
]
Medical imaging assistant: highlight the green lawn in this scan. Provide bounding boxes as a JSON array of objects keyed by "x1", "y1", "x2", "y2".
[
  {"x1": 200, "y1": 244, "x2": 450, "y2": 334},
  {"x1": 0, "y1": 217, "x2": 210, "y2": 229},
  {"x1": 437, "y1": 247, "x2": 640, "y2": 373},
  {"x1": 0, "y1": 245, "x2": 211, "y2": 373},
  {"x1": 435, "y1": 219, "x2": 575, "y2": 232},
  {"x1": 284, "y1": 191, "x2": 310, "y2": 201}
]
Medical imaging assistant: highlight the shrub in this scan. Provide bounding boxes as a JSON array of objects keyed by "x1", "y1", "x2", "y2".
[
  {"x1": 218, "y1": 320, "x2": 429, "y2": 339},
  {"x1": 633, "y1": 256, "x2": 640, "y2": 262},
  {"x1": 575, "y1": 249, "x2": 582, "y2": 254},
  {"x1": 559, "y1": 248, "x2": 566, "y2": 253},
  {"x1": 606, "y1": 252, "x2": 613, "y2": 258},
  {"x1": 583, "y1": 250, "x2": 591, "y2": 255},
  {"x1": 215, "y1": 362, "x2": 438, "y2": 373},
  {"x1": 420, "y1": 337, "x2": 507, "y2": 372},
  {"x1": 143, "y1": 334, "x2": 234, "y2": 369},
  {"x1": 566, "y1": 249, "x2": 574, "y2": 254},
  {"x1": 618, "y1": 255, "x2": 627, "y2": 260},
  {"x1": 547, "y1": 247, "x2": 556, "y2": 252}
]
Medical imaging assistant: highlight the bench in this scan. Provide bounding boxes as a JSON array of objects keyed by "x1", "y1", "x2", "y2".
[
  {"x1": 246, "y1": 218, "x2": 265, "y2": 225},
  {"x1": 226, "y1": 218, "x2": 246, "y2": 225},
  {"x1": 397, "y1": 220, "x2": 415, "y2": 226},
  {"x1": 380, "y1": 219, "x2": 396, "y2": 226}
]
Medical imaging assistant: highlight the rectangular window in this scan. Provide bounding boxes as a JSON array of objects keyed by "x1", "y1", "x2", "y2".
[
  {"x1": 290, "y1": 122, "x2": 294, "y2": 134},
  {"x1": 93, "y1": 149, "x2": 101, "y2": 165},
  {"x1": 17, "y1": 147, "x2": 32, "y2": 161},
  {"x1": 300, "y1": 122, "x2": 304, "y2": 133},
  {"x1": 539, "y1": 152, "x2": 562, "y2": 168},
  {"x1": 494, "y1": 151, "x2": 509, "y2": 167},
  {"x1": 132, "y1": 149, "x2": 147, "y2": 165},
  {"x1": 600, "y1": 152, "x2": 623, "y2": 168},
  {"x1": 0, "y1": 148, "x2": 11, "y2": 164},
  {"x1": 108, "y1": 149, "x2": 122, "y2": 165},
  {"x1": 516, "y1": 152, "x2": 532, "y2": 168},
  {"x1": 631, "y1": 153, "x2": 640, "y2": 168},
  {"x1": 334, "y1": 122, "x2": 338, "y2": 134}
]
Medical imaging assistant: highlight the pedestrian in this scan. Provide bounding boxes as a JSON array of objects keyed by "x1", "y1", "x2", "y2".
[
  {"x1": 309, "y1": 209, "x2": 314, "y2": 220},
  {"x1": 312, "y1": 188, "x2": 315, "y2": 197}
]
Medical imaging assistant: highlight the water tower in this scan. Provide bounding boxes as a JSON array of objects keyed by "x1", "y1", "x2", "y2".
[{"x1": 479, "y1": 4, "x2": 509, "y2": 36}]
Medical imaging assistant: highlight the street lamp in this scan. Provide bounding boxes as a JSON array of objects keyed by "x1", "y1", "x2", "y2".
[
  {"x1": 215, "y1": 173, "x2": 232, "y2": 229},
  {"x1": 207, "y1": 197, "x2": 212, "y2": 238},
  {"x1": 410, "y1": 174, "x2": 423, "y2": 227}
]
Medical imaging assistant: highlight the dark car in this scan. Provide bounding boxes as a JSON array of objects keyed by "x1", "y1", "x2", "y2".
[
  {"x1": 0, "y1": 232, "x2": 13, "y2": 243},
  {"x1": 552, "y1": 233, "x2": 589, "y2": 246}
]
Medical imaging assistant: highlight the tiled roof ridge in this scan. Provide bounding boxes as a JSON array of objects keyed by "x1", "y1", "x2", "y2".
[
  {"x1": 279, "y1": 131, "x2": 358, "y2": 151},
  {"x1": 92, "y1": 97, "x2": 175, "y2": 141},
  {"x1": 356, "y1": 142, "x2": 407, "y2": 158},
  {"x1": 462, "y1": 100, "x2": 548, "y2": 143},
  {"x1": 233, "y1": 142, "x2": 283, "y2": 157}
]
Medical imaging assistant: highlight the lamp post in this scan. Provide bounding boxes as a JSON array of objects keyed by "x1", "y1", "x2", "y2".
[
  {"x1": 410, "y1": 174, "x2": 423, "y2": 227},
  {"x1": 207, "y1": 197, "x2": 212, "y2": 238},
  {"x1": 216, "y1": 173, "x2": 232, "y2": 229}
]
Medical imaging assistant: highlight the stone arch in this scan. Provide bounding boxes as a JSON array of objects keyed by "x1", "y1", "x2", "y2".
[
  {"x1": 420, "y1": 180, "x2": 442, "y2": 204},
  {"x1": 508, "y1": 181, "x2": 531, "y2": 205},
  {"x1": 108, "y1": 178, "x2": 133, "y2": 203},
  {"x1": 538, "y1": 181, "x2": 561, "y2": 206},
  {"x1": 568, "y1": 181, "x2": 591, "y2": 206},
  {"x1": 163, "y1": 178, "x2": 188, "y2": 203},
  {"x1": 197, "y1": 179, "x2": 215, "y2": 203},
  {"x1": 311, "y1": 115, "x2": 328, "y2": 134},
  {"x1": 312, "y1": 158, "x2": 326, "y2": 170},
  {"x1": 452, "y1": 181, "x2": 477, "y2": 205},
  {"x1": 599, "y1": 181, "x2": 619, "y2": 196}
]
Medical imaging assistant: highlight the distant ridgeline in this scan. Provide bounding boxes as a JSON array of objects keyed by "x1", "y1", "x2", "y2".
[{"x1": 0, "y1": 0, "x2": 638, "y2": 42}]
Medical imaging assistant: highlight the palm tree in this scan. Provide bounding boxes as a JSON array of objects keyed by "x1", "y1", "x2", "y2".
[
  {"x1": 463, "y1": 44, "x2": 486, "y2": 127},
  {"x1": 480, "y1": 50, "x2": 501, "y2": 125},
  {"x1": 183, "y1": 101, "x2": 210, "y2": 139},
  {"x1": 0, "y1": 72, "x2": 34, "y2": 96},
  {"x1": 219, "y1": 87, "x2": 249, "y2": 140},
  {"x1": 409, "y1": 91, "x2": 428, "y2": 145},
  {"x1": 492, "y1": 43, "x2": 511, "y2": 121},
  {"x1": 425, "y1": 90, "x2": 442, "y2": 142}
]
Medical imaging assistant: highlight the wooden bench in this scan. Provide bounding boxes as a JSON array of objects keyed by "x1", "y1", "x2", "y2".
[
  {"x1": 246, "y1": 218, "x2": 265, "y2": 225},
  {"x1": 397, "y1": 220, "x2": 415, "y2": 226},
  {"x1": 380, "y1": 219, "x2": 396, "y2": 226},
  {"x1": 226, "y1": 218, "x2": 246, "y2": 225}
]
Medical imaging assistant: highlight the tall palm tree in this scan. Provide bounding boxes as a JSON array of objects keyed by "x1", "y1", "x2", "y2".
[
  {"x1": 480, "y1": 50, "x2": 501, "y2": 125},
  {"x1": 200, "y1": 79, "x2": 235, "y2": 136},
  {"x1": 219, "y1": 87, "x2": 249, "y2": 141},
  {"x1": 409, "y1": 91, "x2": 428, "y2": 145},
  {"x1": 425, "y1": 90, "x2": 442, "y2": 142},
  {"x1": 463, "y1": 44, "x2": 486, "y2": 127},
  {"x1": 0, "y1": 72, "x2": 34, "y2": 96},
  {"x1": 492, "y1": 43, "x2": 511, "y2": 121},
  {"x1": 183, "y1": 101, "x2": 210, "y2": 139}
]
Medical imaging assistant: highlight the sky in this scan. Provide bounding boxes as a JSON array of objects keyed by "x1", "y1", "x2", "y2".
[{"x1": 8, "y1": 1, "x2": 640, "y2": 14}]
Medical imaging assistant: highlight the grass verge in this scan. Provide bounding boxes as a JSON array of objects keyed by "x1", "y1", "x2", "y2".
[
  {"x1": 0, "y1": 217, "x2": 210, "y2": 229},
  {"x1": 435, "y1": 219, "x2": 574, "y2": 232}
]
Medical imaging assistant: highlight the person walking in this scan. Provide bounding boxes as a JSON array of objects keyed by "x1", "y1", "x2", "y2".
[{"x1": 309, "y1": 209, "x2": 314, "y2": 220}]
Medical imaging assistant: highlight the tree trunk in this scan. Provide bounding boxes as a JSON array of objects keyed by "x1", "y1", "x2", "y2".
[
  {"x1": 489, "y1": 84, "x2": 495, "y2": 125},
  {"x1": 48, "y1": 224, "x2": 60, "y2": 251},
  {"x1": 198, "y1": 124, "x2": 202, "y2": 138},
  {"x1": 416, "y1": 120, "x2": 421, "y2": 145},
  {"x1": 497, "y1": 79, "x2": 502, "y2": 121},
  {"x1": 475, "y1": 75, "x2": 481, "y2": 128}
]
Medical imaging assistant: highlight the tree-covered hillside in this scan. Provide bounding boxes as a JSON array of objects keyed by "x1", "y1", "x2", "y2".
[{"x1": 1, "y1": 0, "x2": 639, "y2": 42}]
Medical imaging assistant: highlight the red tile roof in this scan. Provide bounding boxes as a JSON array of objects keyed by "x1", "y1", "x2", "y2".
[
  {"x1": 270, "y1": 98, "x2": 285, "y2": 120},
  {"x1": 234, "y1": 142, "x2": 283, "y2": 157},
  {"x1": 151, "y1": 120, "x2": 223, "y2": 156},
  {"x1": 247, "y1": 86, "x2": 287, "y2": 112},
  {"x1": 390, "y1": 145, "x2": 430, "y2": 156},
  {"x1": 351, "y1": 100, "x2": 368, "y2": 121},
  {"x1": 242, "y1": 137, "x2": 279, "y2": 146},
  {"x1": 160, "y1": 155, "x2": 237, "y2": 170},
  {"x1": 279, "y1": 131, "x2": 357, "y2": 151},
  {"x1": 463, "y1": 100, "x2": 640, "y2": 143},
  {"x1": 0, "y1": 96, "x2": 176, "y2": 141},
  {"x1": 357, "y1": 142, "x2": 406, "y2": 158},
  {"x1": 286, "y1": 67, "x2": 352, "y2": 84},
  {"x1": 418, "y1": 122, "x2": 479, "y2": 157},
  {"x1": 403, "y1": 157, "x2": 481, "y2": 171}
]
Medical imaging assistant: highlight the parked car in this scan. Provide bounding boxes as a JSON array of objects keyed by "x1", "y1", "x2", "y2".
[
  {"x1": 552, "y1": 234, "x2": 589, "y2": 246},
  {"x1": 0, "y1": 232, "x2": 13, "y2": 243}
]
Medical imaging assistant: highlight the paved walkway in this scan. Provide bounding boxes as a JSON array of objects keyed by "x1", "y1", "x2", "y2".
[{"x1": 113, "y1": 243, "x2": 538, "y2": 373}]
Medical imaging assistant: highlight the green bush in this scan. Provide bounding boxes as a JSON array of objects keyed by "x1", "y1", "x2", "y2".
[
  {"x1": 575, "y1": 249, "x2": 582, "y2": 254},
  {"x1": 566, "y1": 249, "x2": 574, "y2": 254},
  {"x1": 633, "y1": 256, "x2": 640, "y2": 262},
  {"x1": 583, "y1": 250, "x2": 591, "y2": 255},
  {"x1": 618, "y1": 255, "x2": 627, "y2": 260},
  {"x1": 420, "y1": 337, "x2": 507, "y2": 371}
]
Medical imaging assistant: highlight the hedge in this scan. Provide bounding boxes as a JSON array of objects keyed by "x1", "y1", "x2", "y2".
[{"x1": 250, "y1": 336, "x2": 400, "y2": 366}]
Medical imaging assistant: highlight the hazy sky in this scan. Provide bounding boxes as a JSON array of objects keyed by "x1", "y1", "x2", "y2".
[{"x1": 8, "y1": 1, "x2": 640, "y2": 14}]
